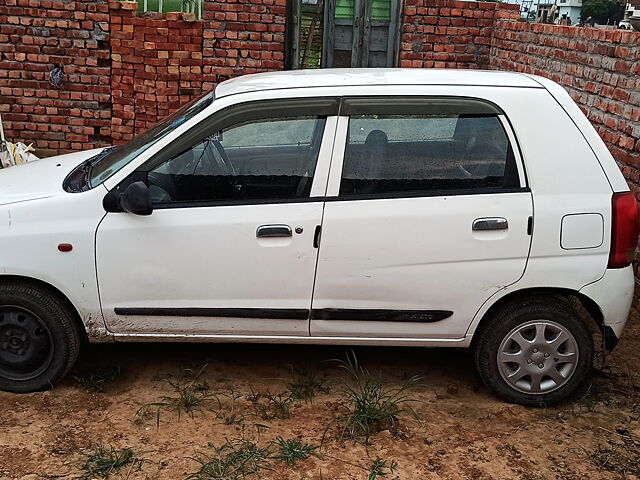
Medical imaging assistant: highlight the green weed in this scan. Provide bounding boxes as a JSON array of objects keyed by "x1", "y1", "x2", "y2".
[
  {"x1": 247, "y1": 391, "x2": 293, "y2": 420},
  {"x1": 330, "y1": 352, "x2": 420, "y2": 444},
  {"x1": 133, "y1": 402, "x2": 167, "y2": 427},
  {"x1": 368, "y1": 457, "x2": 398, "y2": 480},
  {"x1": 133, "y1": 365, "x2": 218, "y2": 427},
  {"x1": 74, "y1": 366, "x2": 121, "y2": 393},
  {"x1": 271, "y1": 437, "x2": 319, "y2": 465},
  {"x1": 287, "y1": 367, "x2": 330, "y2": 404},
  {"x1": 217, "y1": 412, "x2": 246, "y2": 426},
  {"x1": 187, "y1": 438, "x2": 272, "y2": 480},
  {"x1": 164, "y1": 376, "x2": 215, "y2": 417},
  {"x1": 77, "y1": 443, "x2": 142, "y2": 479}
]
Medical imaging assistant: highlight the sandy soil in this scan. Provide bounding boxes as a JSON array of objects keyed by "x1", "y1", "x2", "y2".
[{"x1": 1, "y1": 314, "x2": 640, "y2": 480}]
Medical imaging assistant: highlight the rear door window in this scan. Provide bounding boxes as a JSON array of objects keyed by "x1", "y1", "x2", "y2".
[{"x1": 339, "y1": 98, "x2": 521, "y2": 197}]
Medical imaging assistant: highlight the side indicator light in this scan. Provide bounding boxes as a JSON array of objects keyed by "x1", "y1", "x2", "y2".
[{"x1": 58, "y1": 243, "x2": 73, "y2": 252}]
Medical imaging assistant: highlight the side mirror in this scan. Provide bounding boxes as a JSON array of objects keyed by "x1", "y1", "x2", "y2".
[{"x1": 120, "y1": 181, "x2": 153, "y2": 216}]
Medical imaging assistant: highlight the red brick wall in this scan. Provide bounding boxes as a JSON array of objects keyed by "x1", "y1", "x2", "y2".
[
  {"x1": 201, "y1": 0, "x2": 286, "y2": 84},
  {"x1": 109, "y1": 2, "x2": 204, "y2": 143},
  {"x1": 400, "y1": 0, "x2": 519, "y2": 69},
  {"x1": 490, "y1": 22, "x2": 640, "y2": 199},
  {"x1": 0, "y1": 0, "x2": 286, "y2": 152},
  {"x1": 0, "y1": 0, "x2": 111, "y2": 156},
  {"x1": 2, "y1": 0, "x2": 639, "y2": 169},
  {"x1": 109, "y1": 0, "x2": 285, "y2": 144}
]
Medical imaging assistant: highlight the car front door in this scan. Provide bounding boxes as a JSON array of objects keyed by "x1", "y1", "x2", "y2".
[
  {"x1": 96, "y1": 98, "x2": 338, "y2": 336},
  {"x1": 310, "y1": 96, "x2": 533, "y2": 340}
]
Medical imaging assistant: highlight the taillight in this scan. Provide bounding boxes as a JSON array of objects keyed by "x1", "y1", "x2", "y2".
[{"x1": 608, "y1": 192, "x2": 640, "y2": 268}]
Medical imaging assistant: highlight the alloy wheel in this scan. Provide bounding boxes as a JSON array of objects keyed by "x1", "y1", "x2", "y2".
[{"x1": 497, "y1": 320, "x2": 579, "y2": 394}]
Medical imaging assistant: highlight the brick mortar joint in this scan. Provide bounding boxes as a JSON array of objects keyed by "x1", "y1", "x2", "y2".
[{"x1": 493, "y1": 19, "x2": 640, "y2": 43}]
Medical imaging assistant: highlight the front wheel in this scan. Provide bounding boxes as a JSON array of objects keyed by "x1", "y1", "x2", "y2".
[
  {"x1": 0, "y1": 283, "x2": 81, "y2": 393},
  {"x1": 474, "y1": 297, "x2": 594, "y2": 406}
]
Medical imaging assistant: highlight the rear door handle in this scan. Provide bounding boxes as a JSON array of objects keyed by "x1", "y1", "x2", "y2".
[
  {"x1": 472, "y1": 217, "x2": 508, "y2": 231},
  {"x1": 256, "y1": 224, "x2": 292, "y2": 238}
]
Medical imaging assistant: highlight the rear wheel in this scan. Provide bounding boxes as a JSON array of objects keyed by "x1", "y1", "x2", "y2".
[
  {"x1": 0, "y1": 283, "x2": 81, "y2": 393},
  {"x1": 474, "y1": 297, "x2": 593, "y2": 406}
]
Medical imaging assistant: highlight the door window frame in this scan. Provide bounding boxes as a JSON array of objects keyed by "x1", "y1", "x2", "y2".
[
  {"x1": 103, "y1": 98, "x2": 341, "y2": 211},
  {"x1": 325, "y1": 96, "x2": 529, "y2": 199}
]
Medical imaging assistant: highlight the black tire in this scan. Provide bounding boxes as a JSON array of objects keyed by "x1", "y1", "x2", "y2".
[
  {"x1": 0, "y1": 283, "x2": 81, "y2": 393},
  {"x1": 474, "y1": 296, "x2": 594, "y2": 406}
]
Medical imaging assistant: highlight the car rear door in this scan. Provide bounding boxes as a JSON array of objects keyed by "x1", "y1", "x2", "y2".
[
  {"x1": 310, "y1": 96, "x2": 533, "y2": 340},
  {"x1": 96, "y1": 98, "x2": 338, "y2": 337}
]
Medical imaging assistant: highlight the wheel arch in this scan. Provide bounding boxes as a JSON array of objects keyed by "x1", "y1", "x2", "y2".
[
  {"x1": 0, "y1": 274, "x2": 89, "y2": 342},
  {"x1": 470, "y1": 287, "x2": 604, "y2": 349}
]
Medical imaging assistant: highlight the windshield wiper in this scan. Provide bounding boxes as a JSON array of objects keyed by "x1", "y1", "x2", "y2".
[
  {"x1": 83, "y1": 146, "x2": 118, "y2": 188},
  {"x1": 88, "y1": 146, "x2": 118, "y2": 166}
]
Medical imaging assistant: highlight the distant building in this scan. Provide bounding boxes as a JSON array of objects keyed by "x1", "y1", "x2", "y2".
[
  {"x1": 625, "y1": 0, "x2": 640, "y2": 17},
  {"x1": 621, "y1": 0, "x2": 639, "y2": 29},
  {"x1": 557, "y1": 0, "x2": 581, "y2": 24},
  {"x1": 536, "y1": 3, "x2": 558, "y2": 23}
]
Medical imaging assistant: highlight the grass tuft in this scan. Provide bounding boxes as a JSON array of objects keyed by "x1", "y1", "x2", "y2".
[
  {"x1": 246, "y1": 391, "x2": 293, "y2": 420},
  {"x1": 330, "y1": 351, "x2": 421, "y2": 444},
  {"x1": 163, "y1": 376, "x2": 214, "y2": 418},
  {"x1": 287, "y1": 367, "x2": 330, "y2": 404},
  {"x1": 133, "y1": 365, "x2": 218, "y2": 427},
  {"x1": 368, "y1": 457, "x2": 398, "y2": 480},
  {"x1": 217, "y1": 412, "x2": 246, "y2": 426},
  {"x1": 77, "y1": 443, "x2": 142, "y2": 479},
  {"x1": 74, "y1": 366, "x2": 121, "y2": 393},
  {"x1": 187, "y1": 438, "x2": 271, "y2": 480},
  {"x1": 271, "y1": 437, "x2": 319, "y2": 465}
]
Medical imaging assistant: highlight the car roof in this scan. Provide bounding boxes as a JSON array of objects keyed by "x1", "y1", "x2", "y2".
[{"x1": 214, "y1": 68, "x2": 544, "y2": 98}]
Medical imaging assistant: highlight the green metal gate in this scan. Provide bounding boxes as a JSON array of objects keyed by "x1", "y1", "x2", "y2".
[{"x1": 290, "y1": 0, "x2": 400, "y2": 69}]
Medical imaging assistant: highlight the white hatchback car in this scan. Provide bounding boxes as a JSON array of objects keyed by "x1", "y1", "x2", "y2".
[{"x1": 1, "y1": 69, "x2": 638, "y2": 405}]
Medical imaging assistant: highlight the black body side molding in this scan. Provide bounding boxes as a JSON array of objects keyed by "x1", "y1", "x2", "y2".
[
  {"x1": 114, "y1": 308, "x2": 453, "y2": 323},
  {"x1": 114, "y1": 307, "x2": 309, "y2": 320},
  {"x1": 311, "y1": 309, "x2": 453, "y2": 322}
]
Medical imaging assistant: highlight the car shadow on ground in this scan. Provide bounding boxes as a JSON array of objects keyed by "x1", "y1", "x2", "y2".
[{"x1": 73, "y1": 341, "x2": 481, "y2": 391}]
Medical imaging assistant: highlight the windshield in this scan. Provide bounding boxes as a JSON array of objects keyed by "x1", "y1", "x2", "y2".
[{"x1": 88, "y1": 92, "x2": 214, "y2": 188}]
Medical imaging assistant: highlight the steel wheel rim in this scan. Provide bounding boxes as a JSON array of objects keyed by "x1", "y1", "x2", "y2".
[
  {"x1": 497, "y1": 320, "x2": 579, "y2": 394},
  {"x1": 0, "y1": 306, "x2": 54, "y2": 381}
]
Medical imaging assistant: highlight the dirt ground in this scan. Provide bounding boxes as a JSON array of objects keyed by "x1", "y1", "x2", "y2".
[{"x1": 1, "y1": 314, "x2": 640, "y2": 480}]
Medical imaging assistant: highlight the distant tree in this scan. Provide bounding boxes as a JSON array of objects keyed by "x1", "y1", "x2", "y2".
[{"x1": 581, "y1": 0, "x2": 625, "y2": 24}]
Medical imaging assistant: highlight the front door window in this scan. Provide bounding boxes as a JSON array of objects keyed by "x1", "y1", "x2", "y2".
[{"x1": 145, "y1": 116, "x2": 327, "y2": 205}]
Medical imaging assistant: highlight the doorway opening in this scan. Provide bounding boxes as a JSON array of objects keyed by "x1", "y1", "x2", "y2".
[{"x1": 288, "y1": 0, "x2": 402, "y2": 69}]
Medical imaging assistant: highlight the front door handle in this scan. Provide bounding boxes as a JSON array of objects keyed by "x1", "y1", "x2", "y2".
[
  {"x1": 256, "y1": 224, "x2": 292, "y2": 238},
  {"x1": 472, "y1": 217, "x2": 508, "y2": 231}
]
